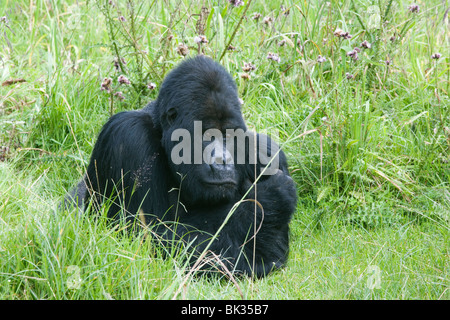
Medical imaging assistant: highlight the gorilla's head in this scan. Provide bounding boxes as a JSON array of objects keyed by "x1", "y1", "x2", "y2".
[{"x1": 153, "y1": 56, "x2": 248, "y2": 205}]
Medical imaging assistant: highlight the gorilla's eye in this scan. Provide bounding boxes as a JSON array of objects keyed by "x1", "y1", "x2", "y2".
[{"x1": 166, "y1": 107, "x2": 177, "y2": 124}]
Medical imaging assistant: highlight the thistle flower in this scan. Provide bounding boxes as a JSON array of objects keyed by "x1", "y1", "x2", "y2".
[
  {"x1": 263, "y1": 16, "x2": 273, "y2": 25},
  {"x1": 100, "y1": 77, "x2": 112, "y2": 93},
  {"x1": 345, "y1": 72, "x2": 354, "y2": 79},
  {"x1": 333, "y1": 28, "x2": 344, "y2": 37},
  {"x1": 194, "y1": 35, "x2": 208, "y2": 44},
  {"x1": 118, "y1": 15, "x2": 126, "y2": 22},
  {"x1": 334, "y1": 28, "x2": 352, "y2": 39},
  {"x1": 252, "y1": 12, "x2": 262, "y2": 20},
  {"x1": 113, "y1": 57, "x2": 126, "y2": 72},
  {"x1": 431, "y1": 53, "x2": 442, "y2": 60},
  {"x1": 0, "y1": 146, "x2": 9, "y2": 162},
  {"x1": 347, "y1": 50, "x2": 359, "y2": 61},
  {"x1": 343, "y1": 32, "x2": 352, "y2": 40},
  {"x1": 228, "y1": 0, "x2": 244, "y2": 7},
  {"x1": 278, "y1": 39, "x2": 286, "y2": 47},
  {"x1": 408, "y1": 4, "x2": 420, "y2": 13},
  {"x1": 242, "y1": 62, "x2": 256, "y2": 72},
  {"x1": 317, "y1": 55, "x2": 327, "y2": 63},
  {"x1": 114, "y1": 91, "x2": 125, "y2": 101},
  {"x1": 360, "y1": 40, "x2": 372, "y2": 49},
  {"x1": 176, "y1": 43, "x2": 189, "y2": 56},
  {"x1": 281, "y1": 5, "x2": 290, "y2": 16},
  {"x1": 113, "y1": 60, "x2": 120, "y2": 72},
  {"x1": 118, "y1": 75, "x2": 131, "y2": 85},
  {"x1": 267, "y1": 52, "x2": 281, "y2": 63},
  {"x1": 241, "y1": 73, "x2": 251, "y2": 80}
]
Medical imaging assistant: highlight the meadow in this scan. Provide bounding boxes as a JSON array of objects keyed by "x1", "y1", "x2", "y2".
[{"x1": 0, "y1": 0, "x2": 448, "y2": 299}]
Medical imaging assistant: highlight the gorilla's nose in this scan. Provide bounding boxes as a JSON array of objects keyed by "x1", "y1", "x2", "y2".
[
  {"x1": 209, "y1": 149, "x2": 234, "y2": 172},
  {"x1": 204, "y1": 139, "x2": 234, "y2": 171}
]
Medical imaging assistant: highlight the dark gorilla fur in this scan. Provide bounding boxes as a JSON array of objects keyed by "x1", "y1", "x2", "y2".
[{"x1": 65, "y1": 55, "x2": 297, "y2": 278}]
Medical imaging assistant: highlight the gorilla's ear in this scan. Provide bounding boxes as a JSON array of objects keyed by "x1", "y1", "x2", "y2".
[{"x1": 165, "y1": 107, "x2": 178, "y2": 126}]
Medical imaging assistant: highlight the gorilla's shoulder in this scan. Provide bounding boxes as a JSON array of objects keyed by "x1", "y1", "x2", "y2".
[
  {"x1": 101, "y1": 107, "x2": 160, "y2": 141},
  {"x1": 141, "y1": 101, "x2": 155, "y2": 114}
]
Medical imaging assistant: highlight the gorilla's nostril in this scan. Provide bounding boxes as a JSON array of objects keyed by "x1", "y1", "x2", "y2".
[
  {"x1": 211, "y1": 154, "x2": 225, "y2": 165},
  {"x1": 205, "y1": 140, "x2": 234, "y2": 166},
  {"x1": 210, "y1": 162, "x2": 234, "y2": 172}
]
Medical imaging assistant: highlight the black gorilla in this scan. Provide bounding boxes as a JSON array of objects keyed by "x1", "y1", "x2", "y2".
[{"x1": 65, "y1": 55, "x2": 297, "y2": 277}]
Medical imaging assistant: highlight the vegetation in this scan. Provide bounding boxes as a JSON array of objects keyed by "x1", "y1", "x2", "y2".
[{"x1": 0, "y1": 0, "x2": 448, "y2": 299}]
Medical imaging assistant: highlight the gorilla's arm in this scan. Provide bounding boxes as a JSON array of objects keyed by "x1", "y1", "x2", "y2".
[
  {"x1": 173, "y1": 147, "x2": 297, "y2": 278},
  {"x1": 230, "y1": 158, "x2": 297, "y2": 277},
  {"x1": 83, "y1": 110, "x2": 174, "y2": 223},
  {"x1": 62, "y1": 178, "x2": 87, "y2": 213}
]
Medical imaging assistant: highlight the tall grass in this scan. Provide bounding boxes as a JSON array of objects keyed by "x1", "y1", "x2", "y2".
[{"x1": 0, "y1": 0, "x2": 448, "y2": 299}]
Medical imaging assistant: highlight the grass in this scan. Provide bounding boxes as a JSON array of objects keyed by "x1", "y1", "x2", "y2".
[{"x1": 0, "y1": 0, "x2": 449, "y2": 299}]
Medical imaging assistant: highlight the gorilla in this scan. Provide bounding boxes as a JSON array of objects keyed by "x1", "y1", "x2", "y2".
[{"x1": 65, "y1": 55, "x2": 297, "y2": 278}]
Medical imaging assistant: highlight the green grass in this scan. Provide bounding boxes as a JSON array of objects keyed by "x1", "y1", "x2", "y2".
[{"x1": 0, "y1": 0, "x2": 449, "y2": 299}]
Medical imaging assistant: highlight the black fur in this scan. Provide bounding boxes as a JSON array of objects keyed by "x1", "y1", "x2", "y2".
[{"x1": 65, "y1": 55, "x2": 297, "y2": 277}]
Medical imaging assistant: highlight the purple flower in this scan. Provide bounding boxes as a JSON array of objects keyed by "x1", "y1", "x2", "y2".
[
  {"x1": 267, "y1": 52, "x2": 281, "y2": 63},
  {"x1": 343, "y1": 32, "x2": 352, "y2": 40},
  {"x1": 360, "y1": 40, "x2": 372, "y2": 49},
  {"x1": 114, "y1": 91, "x2": 125, "y2": 101},
  {"x1": 347, "y1": 50, "x2": 359, "y2": 61},
  {"x1": 118, "y1": 75, "x2": 131, "y2": 85},
  {"x1": 176, "y1": 43, "x2": 189, "y2": 56},
  {"x1": 252, "y1": 12, "x2": 262, "y2": 20},
  {"x1": 281, "y1": 5, "x2": 290, "y2": 16},
  {"x1": 113, "y1": 57, "x2": 126, "y2": 72},
  {"x1": 334, "y1": 28, "x2": 352, "y2": 39},
  {"x1": 263, "y1": 16, "x2": 273, "y2": 25},
  {"x1": 431, "y1": 53, "x2": 442, "y2": 60},
  {"x1": 408, "y1": 4, "x2": 420, "y2": 13},
  {"x1": 242, "y1": 62, "x2": 256, "y2": 72},
  {"x1": 194, "y1": 35, "x2": 208, "y2": 44},
  {"x1": 317, "y1": 55, "x2": 327, "y2": 63},
  {"x1": 100, "y1": 77, "x2": 112, "y2": 93},
  {"x1": 228, "y1": 0, "x2": 244, "y2": 7}
]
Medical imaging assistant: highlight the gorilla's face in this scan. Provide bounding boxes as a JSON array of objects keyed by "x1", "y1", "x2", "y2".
[{"x1": 155, "y1": 56, "x2": 247, "y2": 205}]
